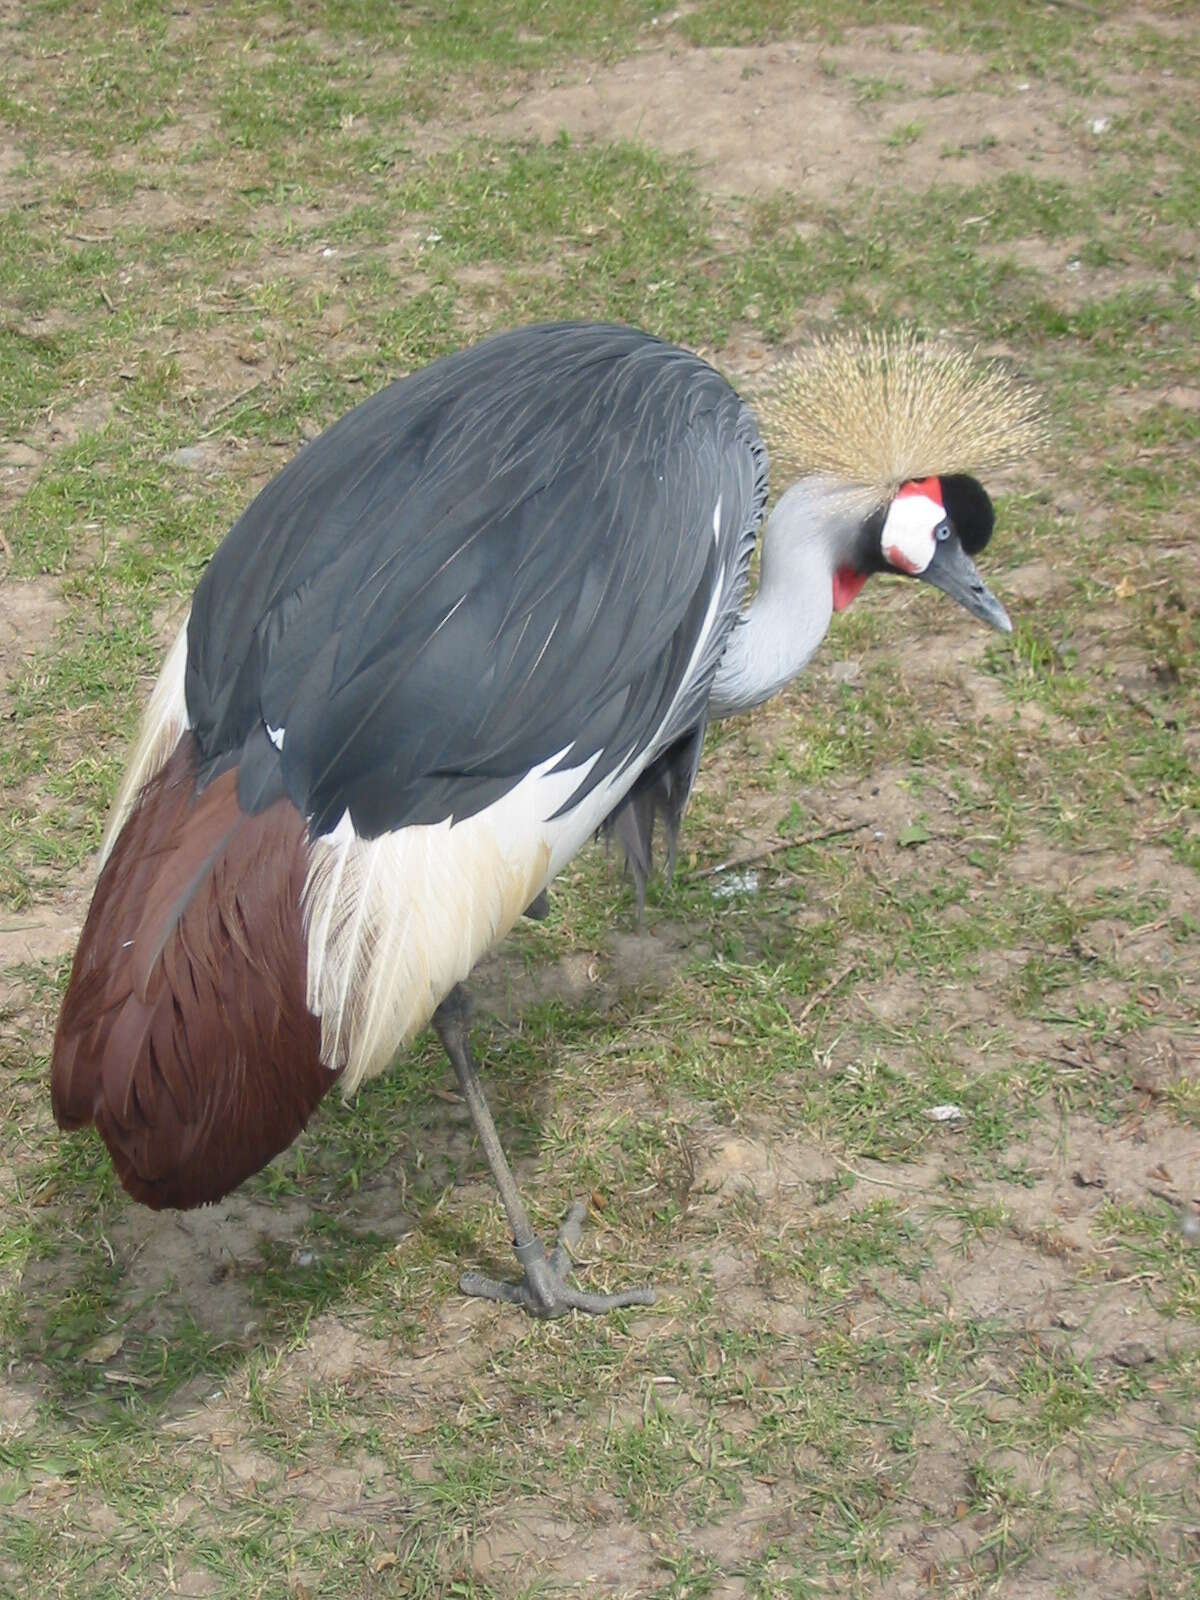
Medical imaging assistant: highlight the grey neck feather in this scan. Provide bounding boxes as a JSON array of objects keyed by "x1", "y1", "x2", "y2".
[{"x1": 709, "y1": 477, "x2": 866, "y2": 720}]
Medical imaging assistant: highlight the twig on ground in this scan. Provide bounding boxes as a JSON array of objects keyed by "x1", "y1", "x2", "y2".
[
  {"x1": 789, "y1": 961, "x2": 859, "y2": 1030},
  {"x1": 201, "y1": 381, "x2": 264, "y2": 432},
  {"x1": 698, "y1": 820, "x2": 868, "y2": 878},
  {"x1": 833, "y1": 1156, "x2": 924, "y2": 1193}
]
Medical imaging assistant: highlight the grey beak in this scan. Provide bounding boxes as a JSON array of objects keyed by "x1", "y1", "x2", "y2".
[{"x1": 919, "y1": 537, "x2": 1012, "y2": 634}]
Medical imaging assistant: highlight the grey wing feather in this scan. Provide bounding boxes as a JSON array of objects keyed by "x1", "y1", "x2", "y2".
[
  {"x1": 185, "y1": 322, "x2": 767, "y2": 844},
  {"x1": 602, "y1": 725, "x2": 706, "y2": 915},
  {"x1": 600, "y1": 413, "x2": 766, "y2": 901}
]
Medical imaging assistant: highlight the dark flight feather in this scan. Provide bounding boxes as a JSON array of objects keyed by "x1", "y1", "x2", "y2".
[
  {"x1": 602, "y1": 725, "x2": 707, "y2": 914},
  {"x1": 51, "y1": 736, "x2": 334, "y2": 1209}
]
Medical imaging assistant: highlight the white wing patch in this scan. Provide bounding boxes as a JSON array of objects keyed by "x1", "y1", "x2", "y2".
[
  {"x1": 712, "y1": 495, "x2": 722, "y2": 544},
  {"x1": 99, "y1": 615, "x2": 191, "y2": 871},
  {"x1": 304, "y1": 744, "x2": 629, "y2": 1093},
  {"x1": 266, "y1": 723, "x2": 285, "y2": 751}
]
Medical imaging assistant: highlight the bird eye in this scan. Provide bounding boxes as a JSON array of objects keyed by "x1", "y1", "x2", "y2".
[{"x1": 934, "y1": 520, "x2": 952, "y2": 543}]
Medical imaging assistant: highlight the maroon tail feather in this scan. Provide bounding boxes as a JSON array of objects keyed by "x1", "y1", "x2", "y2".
[{"x1": 51, "y1": 734, "x2": 335, "y2": 1209}]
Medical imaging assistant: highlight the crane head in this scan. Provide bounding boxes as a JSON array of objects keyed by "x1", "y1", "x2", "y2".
[
  {"x1": 756, "y1": 327, "x2": 1043, "y2": 634},
  {"x1": 834, "y1": 471, "x2": 1011, "y2": 632}
]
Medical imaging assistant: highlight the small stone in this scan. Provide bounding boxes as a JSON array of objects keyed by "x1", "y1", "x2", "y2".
[
  {"x1": 925, "y1": 1103, "x2": 966, "y2": 1123},
  {"x1": 165, "y1": 444, "x2": 210, "y2": 468},
  {"x1": 712, "y1": 869, "x2": 759, "y2": 899},
  {"x1": 1129, "y1": 1056, "x2": 1167, "y2": 1095},
  {"x1": 82, "y1": 1331, "x2": 124, "y2": 1363},
  {"x1": 0, "y1": 442, "x2": 42, "y2": 467},
  {"x1": 1111, "y1": 1340, "x2": 1154, "y2": 1368}
]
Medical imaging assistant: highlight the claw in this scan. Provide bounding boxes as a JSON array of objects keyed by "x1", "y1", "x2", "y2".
[
  {"x1": 547, "y1": 1197, "x2": 589, "y2": 1274},
  {"x1": 460, "y1": 1199, "x2": 656, "y2": 1318}
]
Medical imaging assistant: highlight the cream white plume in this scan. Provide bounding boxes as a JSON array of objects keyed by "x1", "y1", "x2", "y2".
[{"x1": 98, "y1": 616, "x2": 190, "y2": 870}]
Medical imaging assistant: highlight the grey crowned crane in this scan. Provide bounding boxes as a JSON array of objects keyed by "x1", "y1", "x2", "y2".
[{"x1": 51, "y1": 322, "x2": 1041, "y2": 1318}]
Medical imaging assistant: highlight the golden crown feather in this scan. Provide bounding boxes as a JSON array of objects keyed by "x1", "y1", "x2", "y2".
[{"x1": 754, "y1": 328, "x2": 1047, "y2": 508}]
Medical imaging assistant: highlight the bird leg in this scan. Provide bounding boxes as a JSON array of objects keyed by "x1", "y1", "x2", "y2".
[{"x1": 432, "y1": 986, "x2": 656, "y2": 1319}]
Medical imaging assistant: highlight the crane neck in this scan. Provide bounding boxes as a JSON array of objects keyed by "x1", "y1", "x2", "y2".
[{"x1": 708, "y1": 477, "x2": 862, "y2": 719}]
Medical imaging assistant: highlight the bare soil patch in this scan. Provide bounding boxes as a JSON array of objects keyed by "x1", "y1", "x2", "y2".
[
  {"x1": 480, "y1": 36, "x2": 1124, "y2": 200},
  {"x1": 0, "y1": 898, "x2": 83, "y2": 1016},
  {"x1": 0, "y1": 577, "x2": 67, "y2": 697},
  {"x1": 980, "y1": 233, "x2": 1184, "y2": 313}
]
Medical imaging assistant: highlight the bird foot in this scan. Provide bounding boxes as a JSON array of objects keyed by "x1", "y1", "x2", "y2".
[{"x1": 460, "y1": 1199, "x2": 656, "y2": 1318}]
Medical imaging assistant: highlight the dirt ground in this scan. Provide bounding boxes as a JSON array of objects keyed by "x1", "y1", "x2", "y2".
[
  {"x1": 0, "y1": 2, "x2": 1197, "y2": 1597},
  {"x1": 477, "y1": 35, "x2": 1124, "y2": 199}
]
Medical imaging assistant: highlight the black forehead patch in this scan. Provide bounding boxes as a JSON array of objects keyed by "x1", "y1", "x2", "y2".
[{"x1": 940, "y1": 474, "x2": 994, "y2": 555}]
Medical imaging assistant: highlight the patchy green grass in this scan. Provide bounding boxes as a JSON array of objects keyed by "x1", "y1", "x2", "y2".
[{"x1": 2, "y1": 0, "x2": 1198, "y2": 1596}]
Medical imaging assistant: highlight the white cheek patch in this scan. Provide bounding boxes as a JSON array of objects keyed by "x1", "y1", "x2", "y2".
[{"x1": 881, "y1": 492, "x2": 941, "y2": 575}]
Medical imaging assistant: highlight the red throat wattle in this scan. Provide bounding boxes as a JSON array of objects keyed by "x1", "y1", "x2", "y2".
[{"x1": 833, "y1": 566, "x2": 868, "y2": 612}]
